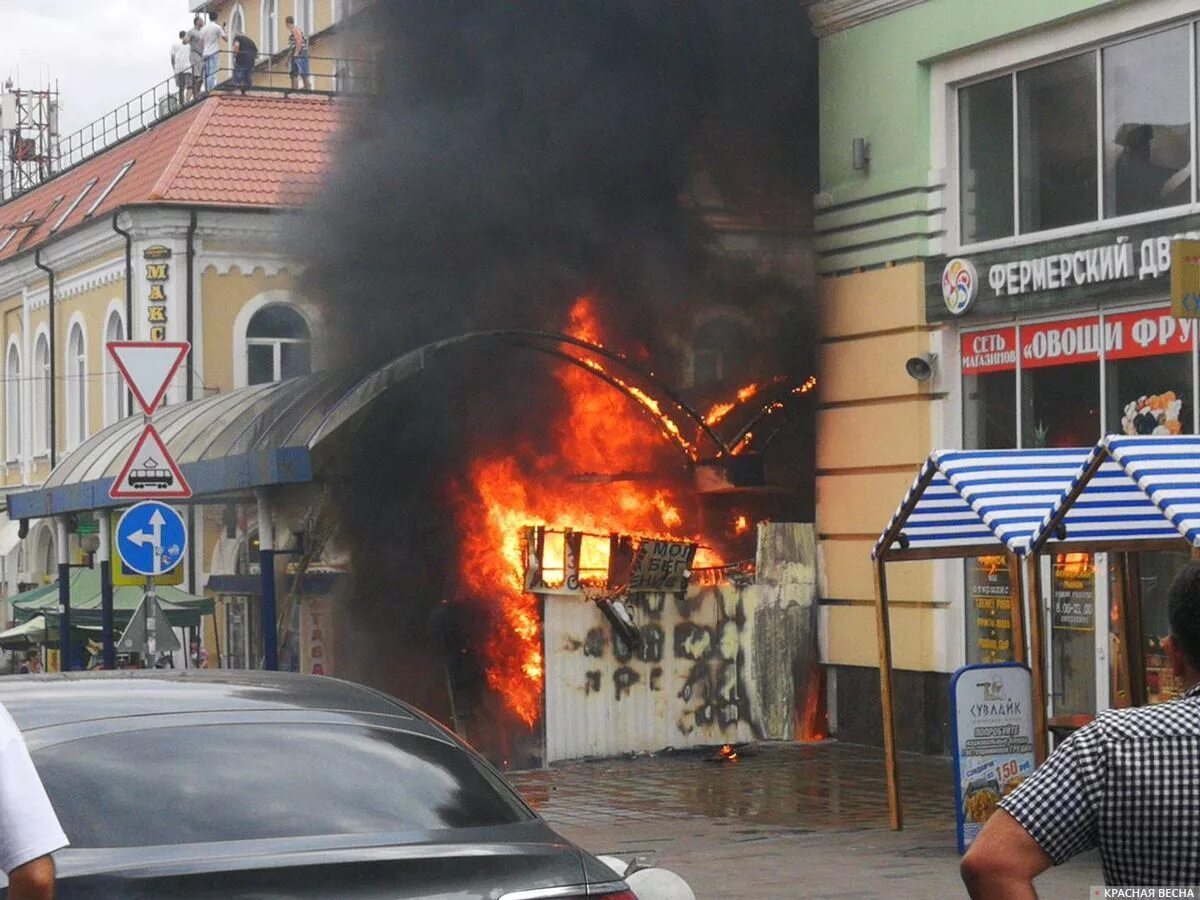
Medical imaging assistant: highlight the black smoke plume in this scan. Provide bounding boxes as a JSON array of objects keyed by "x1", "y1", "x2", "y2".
[{"x1": 300, "y1": 1, "x2": 816, "y2": 761}]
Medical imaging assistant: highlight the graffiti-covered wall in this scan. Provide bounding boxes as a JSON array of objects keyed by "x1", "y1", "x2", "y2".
[{"x1": 544, "y1": 584, "x2": 756, "y2": 761}]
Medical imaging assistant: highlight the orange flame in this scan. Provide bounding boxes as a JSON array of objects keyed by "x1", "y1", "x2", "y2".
[
  {"x1": 718, "y1": 743, "x2": 739, "y2": 762},
  {"x1": 455, "y1": 296, "x2": 722, "y2": 728},
  {"x1": 733, "y1": 515, "x2": 750, "y2": 536}
]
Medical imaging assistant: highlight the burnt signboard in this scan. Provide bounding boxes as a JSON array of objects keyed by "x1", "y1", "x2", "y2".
[{"x1": 628, "y1": 539, "x2": 697, "y2": 593}]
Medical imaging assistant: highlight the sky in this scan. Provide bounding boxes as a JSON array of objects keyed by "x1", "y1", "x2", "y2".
[{"x1": 0, "y1": 1, "x2": 194, "y2": 138}]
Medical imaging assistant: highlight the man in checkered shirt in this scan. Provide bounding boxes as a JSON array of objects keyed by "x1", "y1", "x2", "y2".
[{"x1": 962, "y1": 562, "x2": 1200, "y2": 897}]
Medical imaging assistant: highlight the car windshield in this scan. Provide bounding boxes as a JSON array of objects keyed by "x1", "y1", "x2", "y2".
[{"x1": 33, "y1": 723, "x2": 533, "y2": 848}]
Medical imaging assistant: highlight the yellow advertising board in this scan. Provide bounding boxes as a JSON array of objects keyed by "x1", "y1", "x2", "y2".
[
  {"x1": 1170, "y1": 239, "x2": 1200, "y2": 318},
  {"x1": 111, "y1": 517, "x2": 184, "y2": 587}
]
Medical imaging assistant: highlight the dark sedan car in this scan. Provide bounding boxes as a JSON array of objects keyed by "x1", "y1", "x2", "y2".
[{"x1": 0, "y1": 671, "x2": 634, "y2": 899}]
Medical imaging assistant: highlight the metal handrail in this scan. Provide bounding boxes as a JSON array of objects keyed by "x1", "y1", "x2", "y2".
[{"x1": 5, "y1": 54, "x2": 376, "y2": 201}]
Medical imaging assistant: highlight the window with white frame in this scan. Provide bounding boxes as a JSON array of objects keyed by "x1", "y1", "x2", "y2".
[
  {"x1": 246, "y1": 305, "x2": 311, "y2": 385},
  {"x1": 104, "y1": 311, "x2": 124, "y2": 425},
  {"x1": 5, "y1": 342, "x2": 20, "y2": 461},
  {"x1": 296, "y1": 0, "x2": 315, "y2": 36},
  {"x1": 958, "y1": 22, "x2": 1196, "y2": 246},
  {"x1": 33, "y1": 333, "x2": 49, "y2": 456},
  {"x1": 66, "y1": 322, "x2": 86, "y2": 449},
  {"x1": 262, "y1": 0, "x2": 279, "y2": 55}
]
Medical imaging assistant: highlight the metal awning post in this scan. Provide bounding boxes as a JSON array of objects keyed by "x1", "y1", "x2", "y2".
[
  {"x1": 873, "y1": 555, "x2": 902, "y2": 831},
  {"x1": 256, "y1": 492, "x2": 278, "y2": 671},
  {"x1": 1007, "y1": 551, "x2": 1027, "y2": 665},
  {"x1": 55, "y1": 516, "x2": 72, "y2": 671},
  {"x1": 1024, "y1": 553, "x2": 1049, "y2": 764},
  {"x1": 1110, "y1": 552, "x2": 1132, "y2": 709},
  {"x1": 98, "y1": 509, "x2": 115, "y2": 669}
]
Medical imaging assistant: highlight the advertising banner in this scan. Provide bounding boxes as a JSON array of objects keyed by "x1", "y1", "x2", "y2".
[
  {"x1": 951, "y1": 663, "x2": 1036, "y2": 853},
  {"x1": 628, "y1": 539, "x2": 697, "y2": 593}
]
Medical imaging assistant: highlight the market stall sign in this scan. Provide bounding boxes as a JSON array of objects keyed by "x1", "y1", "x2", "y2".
[
  {"x1": 1171, "y1": 239, "x2": 1200, "y2": 318},
  {"x1": 961, "y1": 307, "x2": 1195, "y2": 376},
  {"x1": 951, "y1": 663, "x2": 1036, "y2": 854}
]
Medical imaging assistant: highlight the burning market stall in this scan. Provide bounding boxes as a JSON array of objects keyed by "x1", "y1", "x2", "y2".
[{"x1": 871, "y1": 445, "x2": 1185, "y2": 829}]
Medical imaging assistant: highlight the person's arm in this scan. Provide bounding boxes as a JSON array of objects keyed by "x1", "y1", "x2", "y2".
[
  {"x1": 7, "y1": 854, "x2": 55, "y2": 900},
  {"x1": 961, "y1": 810, "x2": 1053, "y2": 899}
]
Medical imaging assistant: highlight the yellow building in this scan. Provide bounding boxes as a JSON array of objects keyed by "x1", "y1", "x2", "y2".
[{"x1": 0, "y1": 86, "x2": 341, "y2": 639}]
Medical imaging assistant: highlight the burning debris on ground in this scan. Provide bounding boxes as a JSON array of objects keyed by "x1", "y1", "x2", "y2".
[{"x1": 301, "y1": 1, "x2": 819, "y2": 766}]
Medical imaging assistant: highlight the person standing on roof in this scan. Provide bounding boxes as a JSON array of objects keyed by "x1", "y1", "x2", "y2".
[
  {"x1": 231, "y1": 30, "x2": 258, "y2": 90},
  {"x1": 186, "y1": 15, "x2": 205, "y2": 99},
  {"x1": 171, "y1": 31, "x2": 193, "y2": 107},
  {"x1": 285, "y1": 16, "x2": 312, "y2": 91},
  {"x1": 199, "y1": 11, "x2": 227, "y2": 92},
  {"x1": 0, "y1": 702, "x2": 68, "y2": 899}
]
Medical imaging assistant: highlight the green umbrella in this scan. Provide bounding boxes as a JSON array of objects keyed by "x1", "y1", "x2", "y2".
[{"x1": 11, "y1": 569, "x2": 214, "y2": 629}]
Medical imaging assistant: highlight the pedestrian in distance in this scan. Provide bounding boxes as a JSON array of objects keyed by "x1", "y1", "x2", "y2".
[
  {"x1": 189, "y1": 636, "x2": 208, "y2": 669},
  {"x1": 171, "y1": 31, "x2": 193, "y2": 108},
  {"x1": 285, "y1": 16, "x2": 311, "y2": 91},
  {"x1": 186, "y1": 15, "x2": 205, "y2": 99},
  {"x1": 16, "y1": 651, "x2": 39, "y2": 676},
  {"x1": 199, "y1": 11, "x2": 227, "y2": 92},
  {"x1": 231, "y1": 31, "x2": 258, "y2": 90},
  {"x1": 0, "y1": 702, "x2": 68, "y2": 899},
  {"x1": 962, "y1": 560, "x2": 1200, "y2": 896}
]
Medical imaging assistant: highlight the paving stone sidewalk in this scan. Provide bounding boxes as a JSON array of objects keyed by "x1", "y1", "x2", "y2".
[{"x1": 508, "y1": 741, "x2": 1102, "y2": 899}]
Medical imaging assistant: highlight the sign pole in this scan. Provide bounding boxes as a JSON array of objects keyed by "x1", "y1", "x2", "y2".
[
  {"x1": 1024, "y1": 554, "x2": 1049, "y2": 764},
  {"x1": 98, "y1": 510, "x2": 115, "y2": 669},
  {"x1": 873, "y1": 556, "x2": 902, "y2": 830},
  {"x1": 56, "y1": 516, "x2": 72, "y2": 671}
]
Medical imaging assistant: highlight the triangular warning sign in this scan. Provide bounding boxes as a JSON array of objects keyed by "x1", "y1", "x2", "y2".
[
  {"x1": 107, "y1": 341, "x2": 189, "y2": 416},
  {"x1": 118, "y1": 593, "x2": 182, "y2": 655},
  {"x1": 110, "y1": 424, "x2": 192, "y2": 500}
]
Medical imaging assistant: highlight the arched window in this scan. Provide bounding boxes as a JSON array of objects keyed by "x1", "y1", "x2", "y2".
[
  {"x1": 230, "y1": 5, "x2": 247, "y2": 48},
  {"x1": 246, "y1": 305, "x2": 311, "y2": 385},
  {"x1": 36, "y1": 525, "x2": 54, "y2": 578},
  {"x1": 261, "y1": 0, "x2": 279, "y2": 55},
  {"x1": 692, "y1": 316, "x2": 756, "y2": 387},
  {"x1": 66, "y1": 322, "x2": 87, "y2": 448},
  {"x1": 104, "y1": 311, "x2": 124, "y2": 425},
  {"x1": 5, "y1": 342, "x2": 20, "y2": 461},
  {"x1": 33, "y1": 333, "x2": 49, "y2": 456}
]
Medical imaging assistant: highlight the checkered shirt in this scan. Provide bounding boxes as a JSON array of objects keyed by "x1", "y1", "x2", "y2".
[{"x1": 998, "y1": 682, "x2": 1200, "y2": 885}]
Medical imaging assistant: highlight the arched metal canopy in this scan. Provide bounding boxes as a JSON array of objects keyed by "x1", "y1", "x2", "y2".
[{"x1": 8, "y1": 329, "x2": 717, "y2": 520}]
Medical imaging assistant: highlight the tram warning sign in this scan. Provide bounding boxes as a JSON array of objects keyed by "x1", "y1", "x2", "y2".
[
  {"x1": 107, "y1": 341, "x2": 189, "y2": 416},
  {"x1": 109, "y1": 424, "x2": 192, "y2": 500}
]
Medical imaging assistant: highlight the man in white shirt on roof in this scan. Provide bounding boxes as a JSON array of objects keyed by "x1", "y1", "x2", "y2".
[
  {"x1": 199, "y1": 11, "x2": 228, "y2": 92},
  {"x1": 0, "y1": 702, "x2": 68, "y2": 899},
  {"x1": 171, "y1": 31, "x2": 193, "y2": 107}
]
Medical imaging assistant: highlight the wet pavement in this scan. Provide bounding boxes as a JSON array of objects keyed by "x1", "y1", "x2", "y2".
[{"x1": 508, "y1": 741, "x2": 1102, "y2": 899}]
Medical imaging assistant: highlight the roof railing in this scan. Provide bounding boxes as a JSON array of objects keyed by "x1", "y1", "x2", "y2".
[{"x1": 2, "y1": 53, "x2": 376, "y2": 203}]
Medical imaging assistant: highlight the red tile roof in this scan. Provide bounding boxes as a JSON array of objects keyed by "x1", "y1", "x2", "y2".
[{"x1": 0, "y1": 92, "x2": 342, "y2": 263}]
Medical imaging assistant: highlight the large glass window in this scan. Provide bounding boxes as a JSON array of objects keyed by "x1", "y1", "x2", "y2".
[
  {"x1": 1019, "y1": 317, "x2": 1102, "y2": 448},
  {"x1": 1018, "y1": 53, "x2": 1097, "y2": 234},
  {"x1": 960, "y1": 76, "x2": 1014, "y2": 244},
  {"x1": 957, "y1": 21, "x2": 1200, "y2": 244},
  {"x1": 962, "y1": 327, "x2": 1017, "y2": 449},
  {"x1": 261, "y1": 0, "x2": 279, "y2": 55},
  {"x1": 1106, "y1": 309, "x2": 1193, "y2": 437},
  {"x1": 1103, "y1": 27, "x2": 1191, "y2": 217}
]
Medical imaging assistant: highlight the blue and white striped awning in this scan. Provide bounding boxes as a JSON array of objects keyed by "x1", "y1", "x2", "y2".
[
  {"x1": 1032, "y1": 435, "x2": 1200, "y2": 551},
  {"x1": 874, "y1": 445, "x2": 1184, "y2": 560}
]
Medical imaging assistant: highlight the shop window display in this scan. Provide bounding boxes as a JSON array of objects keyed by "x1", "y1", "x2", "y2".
[
  {"x1": 961, "y1": 327, "x2": 1017, "y2": 449},
  {"x1": 1136, "y1": 551, "x2": 1189, "y2": 704},
  {"x1": 1049, "y1": 553, "x2": 1097, "y2": 717}
]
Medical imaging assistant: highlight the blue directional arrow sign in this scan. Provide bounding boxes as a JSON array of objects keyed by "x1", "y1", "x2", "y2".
[{"x1": 116, "y1": 501, "x2": 187, "y2": 577}]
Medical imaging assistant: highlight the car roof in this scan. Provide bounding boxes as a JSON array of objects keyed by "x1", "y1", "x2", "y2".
[{"x1": 0, "y1": 671, "x2": 419, "y2": 733}]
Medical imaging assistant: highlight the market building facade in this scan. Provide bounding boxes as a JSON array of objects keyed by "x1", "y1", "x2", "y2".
[{"x1": 810, "y1": 0, "x2": 1200, "y2": 752}]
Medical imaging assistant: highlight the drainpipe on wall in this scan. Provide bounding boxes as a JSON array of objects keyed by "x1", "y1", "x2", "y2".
[
  {"x1": 186, "y1": 210, "x2": 199, "y2": 595},
  {"x1": 32, "y1": 250, "x2": 56, "y2": 470},
  {"x1": 111, "y1": 213, "x2": 134, "y2": 415}
]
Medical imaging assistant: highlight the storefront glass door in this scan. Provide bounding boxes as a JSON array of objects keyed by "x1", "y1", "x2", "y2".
[{"x1": 1045, "y1": 552, "x2": 1108, "y2": 719}]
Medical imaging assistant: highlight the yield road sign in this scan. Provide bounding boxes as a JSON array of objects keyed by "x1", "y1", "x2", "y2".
[
  {"x1": 107, "y1": 341, "x2": 189, "y2": 416},
  {"x1": 116, "y1": 501, "x2": 187, "y2": 577},
  {"x1": 109, "y1": 424, "x2": 192, "y2": 500}
]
